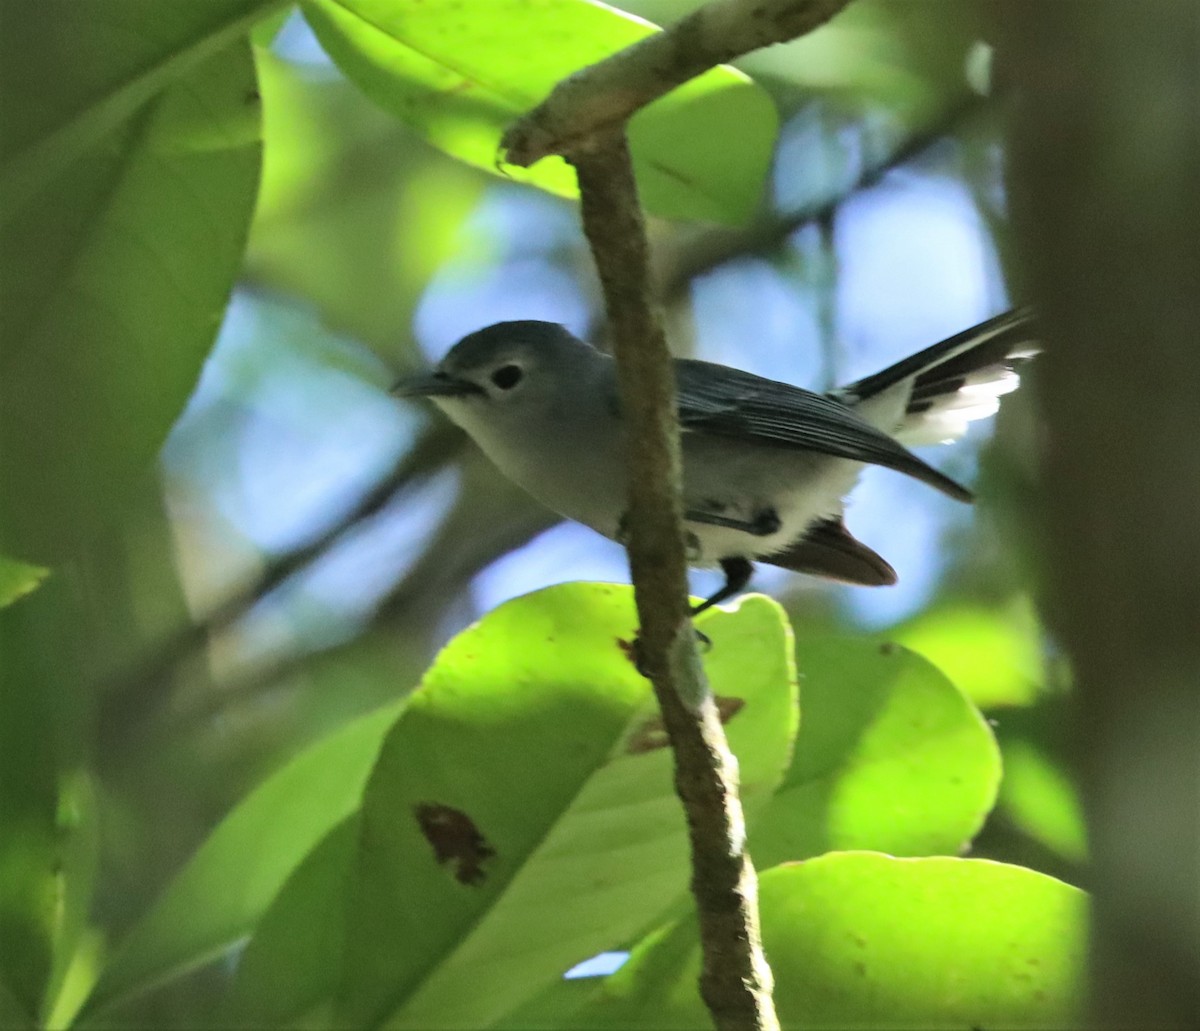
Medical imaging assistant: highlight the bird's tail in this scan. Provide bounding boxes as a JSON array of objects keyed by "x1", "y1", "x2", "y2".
[{"x1": 835, "y1": 308, "x2": 1039, "y2": 446}]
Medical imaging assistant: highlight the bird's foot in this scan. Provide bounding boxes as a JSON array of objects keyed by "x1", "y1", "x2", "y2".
[{"x1": 690, "y1": 556, "x2": 755, "y2": 617}]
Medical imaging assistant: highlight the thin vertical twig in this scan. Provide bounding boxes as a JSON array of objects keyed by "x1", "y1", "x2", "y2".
[
  {"x1": 498, "y1": 2, "x2": 870, "y2": 1025},
  {"x1": 571, "y1": 133, "x2": 778, "y2": 1031}
]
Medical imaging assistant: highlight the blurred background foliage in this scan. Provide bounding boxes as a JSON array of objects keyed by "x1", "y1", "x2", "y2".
[{"x1": 0, "y1": 0, "x2": 1084, "y2": 1026}]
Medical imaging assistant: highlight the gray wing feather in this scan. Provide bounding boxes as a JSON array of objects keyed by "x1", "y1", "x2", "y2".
[{"x1": 674, "y1": 359, "x2": 972, "y2": 502}]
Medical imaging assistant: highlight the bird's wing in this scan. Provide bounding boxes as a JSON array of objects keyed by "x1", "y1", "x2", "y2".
[{"x1": 674, "y1": 359, "x2": 972, "y2": 502}]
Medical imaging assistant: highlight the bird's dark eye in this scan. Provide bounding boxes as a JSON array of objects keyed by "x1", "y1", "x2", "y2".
[{"x1": 490, "y1": 364, "x2": 523, "y2": 390}]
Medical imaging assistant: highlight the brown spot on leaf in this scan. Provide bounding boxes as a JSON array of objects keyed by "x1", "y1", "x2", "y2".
[
  {"x1": 879, "y1": 641, "x2": 898, "y2": 656},
  {"x1": 414, "y1": 803, "x2": 495, "y2": 886},
  {"x1": 715, "y1": 695, "x2": 745, "y2": 722},
  {"x1": 626, "y1": 718, "x2": 669, "y2": 755},
  {"x1": 625, "y1": 695, "x2": 745, "y2": 754}
]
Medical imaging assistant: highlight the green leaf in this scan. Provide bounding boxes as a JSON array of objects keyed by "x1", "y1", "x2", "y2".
[
  {"x1": 226, "y1": 817, "x2": 361, "y2": 1028},
  {"x1": 0, "y1": 558, "x2": 48, "y2": 609},
  {"x1": 592, "y1": 853, "x2": 1087, "y2": 1029},
  {"x1": 247, "y1": 51, "x2": 484, "y2": 355},
  {"x1": 0, "y1": 0, "x2": 284, "y2": 227},
  {"x1": 0, "y1": 575, "x2": 97, "y2": 1026},
  {"x1": 333, "y1": 584, "x2": 795, "y2": 1028},
  {"x1": 0, "y1": 980, "x2": 33, "y2": 1031},
  {"x1": 0, "y1": 604, "x2": 61, "y2": 1018},
  {"x1": 998, "y1": 740, "x2": 1087, "y2": 864},
  {"x1": 749, "y1": 639, "x2": 1000, "y2": 867},
  {"x1": 890, "y1": 597, "x2": 1045, "y2": 709},
  {"x1": 85, "y1": 700, "x2": 404, "y2": 1016},
  {"x1": 494, "y1": 973, "x2": 614, "y2": 1031},
  {"x1": 252, "y1": 4, "x2": 297, "y2": 46},
  {"x1": 299, "y1": 0, "x2": 777, "y2": 224},
  {"x1": 739, "y1": 0, "x2": 983, "y2": 120},
  {"x1": 43, "y1": 928, "x2": 105, "y2": 1031},
  {"x1": 0, "y1": 28, "x2": 262, "y2": 560},
  {"x1": 41, "y1": 772, "x2": 101, "y2": 1028}
]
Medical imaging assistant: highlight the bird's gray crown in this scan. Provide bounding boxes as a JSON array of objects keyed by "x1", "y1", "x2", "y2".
[{"x1": 442, "y1": 320, "x2": 594, "y2": 374}]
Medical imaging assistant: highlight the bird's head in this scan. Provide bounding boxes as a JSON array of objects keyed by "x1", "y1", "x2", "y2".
[{"x1": 392, "y1": 321, "x2": 601, "y2": 437}]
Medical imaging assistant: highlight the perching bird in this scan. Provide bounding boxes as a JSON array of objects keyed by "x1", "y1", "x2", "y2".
[{"x1": 393, "y1": 309, "x2": 1037, "y2": 614}]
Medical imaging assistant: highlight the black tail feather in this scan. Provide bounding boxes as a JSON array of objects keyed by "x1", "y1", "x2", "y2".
[{"x1": 837, "y1": 308, "x2": 1038, "y2": 405}]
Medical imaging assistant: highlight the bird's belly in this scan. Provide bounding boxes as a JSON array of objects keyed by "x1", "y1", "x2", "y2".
[
  {"x1": 683, "y1": 498, "x2": 831, "y2": 567},
  {"x1": 473, "y1": 424, "x2": 867, "y2": 565},
  {"x1": 680, "y1": 439, "x2": 865, "y2": 565}
]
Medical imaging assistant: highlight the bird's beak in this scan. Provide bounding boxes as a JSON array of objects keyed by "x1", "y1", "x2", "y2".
[{"x1": 390, "y1": 371, "x2": 482, "y2": 398}]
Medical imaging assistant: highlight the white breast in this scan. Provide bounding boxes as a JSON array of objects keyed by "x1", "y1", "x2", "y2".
[{"x1": 679, "y1": 434, "x2": 865, "y2": 566}]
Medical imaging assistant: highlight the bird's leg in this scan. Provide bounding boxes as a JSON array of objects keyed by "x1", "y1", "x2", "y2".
[
  {"x1": 681, "y1": 505, "x2": 774, "y2": 617},
  {"x1": 616, "y1": 512, "x2": 728, "y2": 669},
  {"x1": 684, "y1": 506, "x2": 781, "y2": 537},
  {"x1": 618, "y1": 507, "x2": 767, "y2": 665},
  {"x1": 692, "y1": 556, "x2": 754, "y2": 617}
]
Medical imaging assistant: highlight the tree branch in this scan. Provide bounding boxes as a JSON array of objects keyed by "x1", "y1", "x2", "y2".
[
  {"x1": 571, "y1": 132, "x2": 778, "y2": 1031},
  {"x1": 152, "y1": 461, "x2": 558, "y2": 739},
  {"x1": 502, "y1": 0, "x2": 850, "y2": 167},
  {"x1": 499, "y1": 3, "x2": 897, "y2": 1026},
  {"x1": 655, "y1": 93, "x2": 989, "y2": 303},
  {"x1": 96, "y1": 423, "x2": 465, "y2": 743}
]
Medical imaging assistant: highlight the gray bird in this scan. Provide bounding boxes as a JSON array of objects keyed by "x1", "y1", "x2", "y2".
[{"x1": 394, "y1": 309, "x2": 1037, "y2": 614}]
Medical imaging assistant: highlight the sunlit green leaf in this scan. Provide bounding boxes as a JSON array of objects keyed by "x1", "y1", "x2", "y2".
[
  {"x1": 43, "y1": 928, "x2": 105, "y2": 1031},
  {"x1": 0, "y1": 558, "x2": 48, "y2": 609},
  {"x1": 999, "y1": 740, "x2": 1087, "y2": 864},
  {"x1": 299, "y1": 0, "x2": 777, "y2": 224},
  {"x1": 86, "y1": 700, "x2": 403, "y2": 1016},
  {"x1": 330, "y1": 583, "x2": 794, "y2": 1028},
  {"x1": 750, "y1": 638, "x2": 1000, "y2": 867},
  {"x1": 0, "y1": 27, "x2": 263, "y2": 560},
  {"x1": 41, "y1": 772, "x2": 101, "y2": 1028},
  {"x1": 890, "y1": 597, "x2": 1045, "y2": 709},
  {"x1": 590, "y1": 853, "x2": 1087, "y2": 1029}
]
